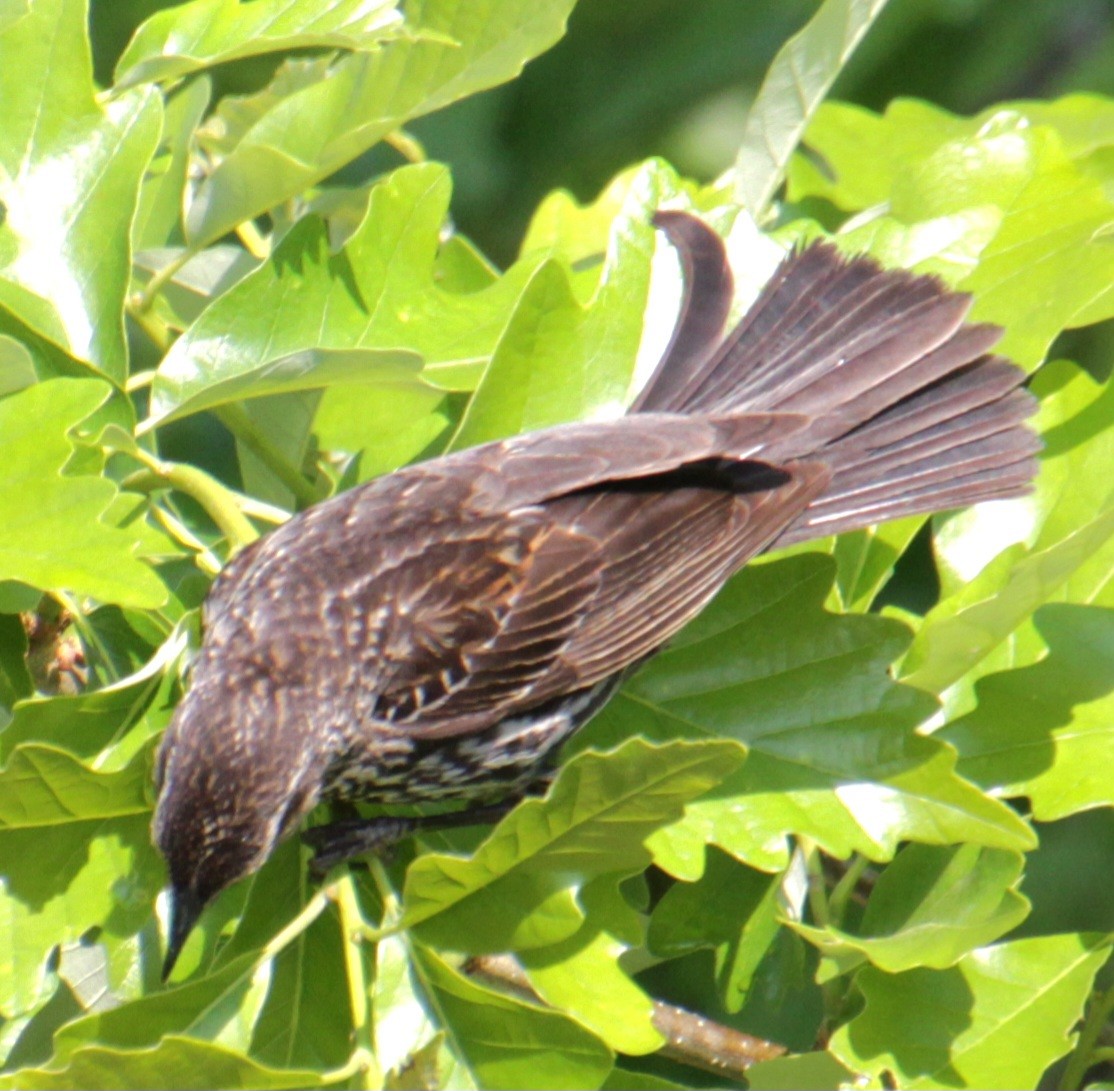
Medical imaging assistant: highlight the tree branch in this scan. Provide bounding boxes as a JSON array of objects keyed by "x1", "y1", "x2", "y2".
[{"x1": 465, "y1": 953, "x2": 787, "y2": 1080}]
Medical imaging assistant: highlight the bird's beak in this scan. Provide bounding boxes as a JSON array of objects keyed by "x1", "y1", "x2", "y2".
[{"x1": 162, "y1": 884, "x2": 203, "y2": 982}]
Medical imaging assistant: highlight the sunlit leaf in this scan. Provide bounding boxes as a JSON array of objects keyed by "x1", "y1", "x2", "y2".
[
  {"x1": 0, "y1": 1035, "x2": 341, "y2": 1090},
  {"x1": 745, "y1": 1050, "x2": 860, "y2": 1091},
  {"x1": 133, "y1": 77, "x2": 212, "y2": 251},
  {"x1": 577, "y1": 555, "x2": 1033, "y2": 873},
  {"x1": 146, "y1": 164, "x2": 538, "y2": 427},
  {"x1": 519, "y1": 915, "x2": 662, "y2": 1054},
  {"x1": 183, "y1": 0, "x2": 577, "y2": 246},
  {"x1": 0, "y1": 0, "x2": 160, "y2": 380},
  {"x1": 734, "y1": 0, "x2": 891, "y2": 219},
  {"x1": 831, "y1": 933, "x2": 1112, "y2": 1090},
  {"x1": 0, "y1": 380, "x2": 166, "y2": 607},
  {"x1": 451, "y1": 159, "x2": 687, "y2": 447},
  {"x1": 789, "y1": 97, "x2": 1114, "y2": 370},
  {"x1": 941, "y1": 604, "x2": 1114, "y2": 820},
  {"x1": 0, "y1": 745, "x2": 162, "y2": 1027},
  {"x1": 411, "y1": 944, "x2": 613, "y2": 1091},
  {"x1": 116, "y1": 0, "x2": 407, "y2": 88},
  {"x1": 648, "y1": 848, "x2": 781, "y2": 1012},
  {"x1": 791, "y1": 844, "x2": 1030, "y2": 975},
  {"x1": 400, "y1": 738, "x2": 744, "y2": 953}
]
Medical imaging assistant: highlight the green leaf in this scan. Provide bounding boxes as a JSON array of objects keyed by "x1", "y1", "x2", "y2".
[
  {"x1": 245, "y1": 854, "x2": 353, "y2": 1070},
  {"x1": 792, "y1": 844, "x2": 1030, "y2": 975},
  {"x1": 373, "y1": 933, "x2": 442, "y2": 1084},
  {"x1": 0, "y1": 1035, "x2": 339, "y2": 1090},
  {"x1": 787, "y1": 98, "x2": 967, "y2": 211},
  {"x1": 0, "y1": 745, "x2": 162, "y2": 1025},
  {"x1": 0, "y1": 333, "x2": 38, "y2": 395},
  {"x1": 933, "y1": 362, "x2": 1114, "y2": 607},
  {"x1": 745, "y1": 1051, "x2": 859, "y2": 1091},
  {"x1": 134, "y1": 245, "x2": 261, "y2": 333},
  {"x1": 411, "y1": 944, "x2": 613, "y2": 1091},
  {"x1": 0, "y1": 0, "x2": 161, "y2": 381},
  {"x1": 0, "y1": 380, "x2": 167, "y2": 607},
  {"x1": 133, "y1": 77, "x2": 212, "y2": 251},
  {"x1": 831, "y1": 516, "x2": 926, "y2": 612},
  {"x1": 146, "y1": 164, "x2": 539, "y2": 427},
  {"x1": 941, "y1": 604, "x2": 1114, "y2": 820},
  {"x1": 314, "y1": 382, "x2": 460, "y2": 483},
  {"x1": 115, "y1": 0, "x2": 407, "y2": 88},
  {"x1": 904, "y1": 364, "x2": 1114, "y2": 722},
  {"x1": 183, "y1": 0, "x2": 577, "y2": 247},
  {"x1": 450, "y1": 168, "x2": 673, "y2": 447},
  {"x1": 900, "y1": 512, "x2": 1114, "y2": 697},
  {"x1": 647, "y1": 848, "x2": 781, "y2": 1012},
  {"x1": 519, "y1": 917, "x2": 662, "y2": 1055},
  {"x1": 52, "y1": 950, "x2": 262, "y2": 1059},
  {"x1": 0, "y1": 629, "x2": 184, "y2": 763},
  {"x1": 400, "y1": 738, "x2": 745, "y2": 953},
  {"x1": 576, "y1": 555, "x2": 1033, "y2": 872},
  {"x1": 601, "y1": 1069, "x2": 687, "y2": 1091},
  {"x1": 734, "y1": 0, "x2": 892, "y2": 219},
  {"x1": 789, "y1": 98, "x2": 1114, "y2": 370},
  {"x1": 0, "y1": 612, "x2": 32, "y2": 720},
  {"x1": 945, "y1": 124, "x2": 1114, "y2": 370},
  {"x1": 831, "y1": 933, "x2": 1112, "y2": 1090},
  {"x1": 1012, "y1": 810, "x2": 1114, "y2": 954}
]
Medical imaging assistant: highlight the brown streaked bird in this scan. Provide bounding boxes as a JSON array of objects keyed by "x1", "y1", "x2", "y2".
[{"x1": 152, "y1": 212, "x2": 1039, "y2": 978}]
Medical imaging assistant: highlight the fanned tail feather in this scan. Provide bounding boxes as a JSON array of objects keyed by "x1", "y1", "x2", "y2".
[{"x1": 637, "y1": 214, "x2": 1039, "y2": 544}]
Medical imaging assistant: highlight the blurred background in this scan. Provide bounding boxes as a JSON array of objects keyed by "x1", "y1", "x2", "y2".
[{"x1": 92, "y1": 0, "x2": 1114, "y2": 263}]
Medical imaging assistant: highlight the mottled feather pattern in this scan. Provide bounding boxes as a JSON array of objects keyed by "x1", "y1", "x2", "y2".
[{"x1": 153, "y1": 212, "x2": 1039, "y2": 976}]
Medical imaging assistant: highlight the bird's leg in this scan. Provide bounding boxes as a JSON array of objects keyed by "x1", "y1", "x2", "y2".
[{"x1": 303, "y1": 801, "x2": 521, "y2": 876}]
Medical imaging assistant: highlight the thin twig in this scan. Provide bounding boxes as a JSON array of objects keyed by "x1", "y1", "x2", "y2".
[
  {"x1": 214, "y1": 402, "x2": 324, "y2": 508},
  {"x1": 828, "y1": 853, "x2": 871, "y2": 926},
  {"x1": 1062, "y1": 985, "x2": 1114, "y2": 1091},
  {"x1": 121, "y1": 462, "x2": 258, "y2": 552},
  {"x1": 332, "y1": 878, "x2": 381, "y2": 1090},
  {"x1": 133, "y1": 248, "x2": 196, "y2": 315},
  {"x1": 235, "y1": 219, "x2": 271, "y2": 259},
  {"x1": 384, "y1": 129, "x2": 427, "y2": 163},
  {"x1": 465, "y1": 953, "x2": 787, "y2": 1079}
]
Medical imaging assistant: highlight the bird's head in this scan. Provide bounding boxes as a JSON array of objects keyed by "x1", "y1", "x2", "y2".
[{"x1": 151, "y1": 665, "x2": 326, "y2": 980}]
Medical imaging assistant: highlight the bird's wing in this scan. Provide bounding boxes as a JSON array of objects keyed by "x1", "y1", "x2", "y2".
[{"x1": 321, "y1": 414, "x2": 831, "y2": 740}]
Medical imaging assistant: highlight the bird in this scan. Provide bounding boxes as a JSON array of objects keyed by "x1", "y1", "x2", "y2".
[{"x1": 152, "y1": 211, "x2": 1039, "y2": 979}]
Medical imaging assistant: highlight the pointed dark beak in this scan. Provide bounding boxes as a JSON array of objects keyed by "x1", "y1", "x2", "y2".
[{"x1": 162, "y1": 885, "x2": 203, "y2": 982}]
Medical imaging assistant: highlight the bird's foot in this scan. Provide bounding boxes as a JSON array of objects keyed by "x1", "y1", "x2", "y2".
[{"x1": 302, "y1": 801, "x2": 519, "y2": 876}]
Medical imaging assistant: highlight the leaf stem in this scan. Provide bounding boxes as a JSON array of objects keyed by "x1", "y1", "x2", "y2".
[
  {"x1": 213, "y1": 402, "x2": 324, "y2": 508},
  {"x1": 125, "y1": 369, "x2": 157, "y2": 393},
  {"x1": 384, "y1": 129, "x2": 427, "y2": 163},
  {"x1": 121, "y1": 461, "x2": 258, "y2": 552},
  {"x1": 235, "y1": 219, "x2": 271, "y2": 259},
  {"x1": 133, "y1": 248, "x2": 196, "y2": 315},
  {"x1": 126, "y1": 303, "x2": 175, "y2": 355},
  {"x1": 148, "y1": 502, "x2": 222, "y2": 576},
  {"x1": 828, "y1": 853, "x2": 870, "y2": 926},
  {"x1": 800, "y1": 838, "x2": 831, "y2": 927},
  {"x1": 1061, "y1": 984, "x2": 1114, "y2": 1091},
  {"x1": 260, "y1": 887, "x2": 330, "y2": 963},
  {"x1": 333, "y1": 877, "x2": 380, "y2": 1090}
]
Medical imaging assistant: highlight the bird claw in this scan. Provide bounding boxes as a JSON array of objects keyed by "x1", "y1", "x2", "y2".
[{"x1": 302, "y1": 815, "x2": 417, "y2": 877}]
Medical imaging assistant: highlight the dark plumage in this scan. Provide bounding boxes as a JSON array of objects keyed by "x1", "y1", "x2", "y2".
[{"x1": 152, "y1": 212, "x2": 1039, "y2": 977}]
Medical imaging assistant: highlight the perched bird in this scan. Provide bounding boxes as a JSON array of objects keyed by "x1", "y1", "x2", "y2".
[{"x1": 153, "y1": 212, "x2": 1039, "y2": 978}]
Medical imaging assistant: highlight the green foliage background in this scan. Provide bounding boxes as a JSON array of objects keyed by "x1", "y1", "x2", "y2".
[{"x1": 1, "y1": 1, "x2": 1113, "y2": 1088}]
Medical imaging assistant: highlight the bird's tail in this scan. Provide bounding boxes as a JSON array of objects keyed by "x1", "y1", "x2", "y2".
[{"x1": 634, "y1": 213, "x2": 1040, "y2": 546}]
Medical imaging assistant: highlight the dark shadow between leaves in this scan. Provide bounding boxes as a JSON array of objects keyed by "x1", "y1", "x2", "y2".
[{"x1": 847, "y1": 964, "x2": 975, "y2": 1086}]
